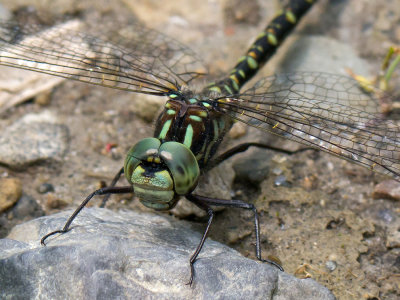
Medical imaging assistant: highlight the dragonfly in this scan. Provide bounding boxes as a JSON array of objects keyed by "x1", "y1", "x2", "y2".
[{"x1": 1, "y1": 0, "x2": 399, "y2": 285}]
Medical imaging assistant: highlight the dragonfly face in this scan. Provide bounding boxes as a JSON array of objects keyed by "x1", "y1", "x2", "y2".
[{"x1": 124, "y1": 137, "x2": 200, "y2": 210}]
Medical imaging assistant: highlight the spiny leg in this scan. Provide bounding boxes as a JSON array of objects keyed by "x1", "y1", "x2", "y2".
[
  {"x1": 41, "y1": 186, "x2": 133, "y2": 245},
  {"x1": 206, "y1": 142, "x2": 316, "y2": 171},
  {"x1": 185, "y1": 194, "x2": 215, "y2": 286},
  {"x1": 188, "y1": 193, "x2": 284, "y2": 271},
  {"x1": 99, "y1": 167, "x2": 124, "y2": 208}
]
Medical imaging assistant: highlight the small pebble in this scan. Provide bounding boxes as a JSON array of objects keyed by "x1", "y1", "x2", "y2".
[
  {"x1": 8, "y1": 193, "x2": 44, "y2": 220},
  {"x1": 302, "y1": 175, "x2": 317, "y2": 189},
  {"x1": 272, "y1": 155, "x2": 287, "y2": 164},
  {"x1": 0, "y1": 112, "x2": 69, "y2": 169},
  {"x1": 328, "y1": 254, "x2": 337, "y2": 261},
  {"x1": 233, "y1": 151, "x2": 271, "y2": 185},
  {"x1": 386, "y1": 228, "x2": 400, "y2": 248},
  {"x1": 234, "y1": 190, "x2": 243, "y2": 197},
  {"x1": 373, "y1": 180, "x2": 400, "y2": 201},
  {"x1": 228, "y1": 122, "x2": 247, "y2": 139},
  {"x1": 325, "y1": 260, "x2": 337, "y2": 272},
  {"x1": 132, "y1": 95, "x2": 164, "y2": 122},
  {"x1": 377, "y1": 209, "x2": 395, "y2": 224},
  {"x1": 37, "y1": 183, "x2": 54, "y2": 194},
  {"x1": 0, "y1": 178, "x2": 22, "y2": 212},
  {"x1": 223, "y1": 0, "x2": 261, "y2": 25},
  {"x1": 34, "y1": 90, "x2": 52, "y2": 106},
  {"x1": 110, "y1": 148, "x2": 122, "y2": 160},
  {"x1": 272, "y1": 168, "x2": 283, "y2": 176},
  {"x1": 326, "y1": 162, "x2": 334, "y2": 171},
  {"x1": 46, "y1": 195, "x2": 69, "y2": 209},
  {"x1": 274, "y1": 175, "x2": 291, "y2": 187}
]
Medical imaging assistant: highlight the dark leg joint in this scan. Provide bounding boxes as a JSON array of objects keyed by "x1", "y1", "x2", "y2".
[
  {"x1": 100, "y1": 167, "x2": 125, "y2": 208},
  {"x1": 185, "y1": 194, "x2": 215, "y2": 286}
]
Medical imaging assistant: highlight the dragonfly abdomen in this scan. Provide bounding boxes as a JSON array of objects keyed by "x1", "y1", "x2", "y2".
[{"x1": 207, "y1": 0, "x2": 316, "y2": 95}]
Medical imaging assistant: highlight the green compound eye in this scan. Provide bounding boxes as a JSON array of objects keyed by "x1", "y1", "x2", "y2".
[
  {"x1": 160, "y1": 142, "x2": 200, "y2": 195},
  {"x1": 124, "y1": 138, "x2": 200, "y2": 210},
  {"x1": 124, "y1": 138, "x2": 161, "y2": 184}
]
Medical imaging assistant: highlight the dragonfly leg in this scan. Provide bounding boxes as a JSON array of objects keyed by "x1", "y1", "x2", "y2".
[
  {"x1": 206, "y1": 142, "x2": 316, "y2": 171},
  {"x1": 187, "y1": 194, "x2": 284, "y2": 273},
  {"x1": 99, "y1": 167, "x2": 125, "y2": 208},
  {"x1": 185, "y1": 194, "x2": 215, "y2": 286},
  {"x1": 41, "y1": 185, "x2": 133, "y2": 245}
]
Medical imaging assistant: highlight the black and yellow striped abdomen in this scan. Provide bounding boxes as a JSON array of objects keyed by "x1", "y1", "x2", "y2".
[{"x1": 207, "y1": 0, "x2": 315, "y2": 95}]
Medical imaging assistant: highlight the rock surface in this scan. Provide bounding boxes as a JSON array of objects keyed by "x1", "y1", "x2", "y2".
[
  {"x1": 373, "y1": 179, "x2": 400, "y2": 201},
  {"x1": 0, "y1": 208, "x2": 336, "y2": 300},
  {"x1": 0, "y1": 111, "x2": 69, "y2": 169},
  {"x1": 277, "y1": 36, "x2": 372, "y2": 76}
]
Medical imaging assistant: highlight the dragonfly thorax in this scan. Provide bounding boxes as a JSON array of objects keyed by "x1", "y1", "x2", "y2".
[
  {"x1": 124, "y1": 137, "x2": 200, "y2": 210},
  {"x1": 155, "y1": 93, "x2": 233, "y2": 168}
]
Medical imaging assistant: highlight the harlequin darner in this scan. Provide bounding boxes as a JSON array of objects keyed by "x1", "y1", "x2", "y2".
[{"x1": 1, "y1": 0, "x2": 400, "y2": 285}]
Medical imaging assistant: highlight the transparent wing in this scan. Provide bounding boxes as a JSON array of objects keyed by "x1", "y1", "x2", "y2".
[
  {"x1": 217, "y1": 72, "x2": 400, "y2": 180},
  {"x1": 0, "y1": 18, "x2": 207, "y2": 96}
]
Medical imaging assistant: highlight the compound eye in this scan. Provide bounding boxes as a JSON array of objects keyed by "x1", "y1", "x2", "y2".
[
  {"x1": 159, "y1": 142, "x2": 200, "y2": 195},
  {"x1": 124, "y1": 138, "x2": 161, "y2": 184}
]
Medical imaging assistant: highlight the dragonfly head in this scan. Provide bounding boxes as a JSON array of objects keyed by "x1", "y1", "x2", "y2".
[{"x1": 124, "y1": 138, "x2": 200, "y2": 210}]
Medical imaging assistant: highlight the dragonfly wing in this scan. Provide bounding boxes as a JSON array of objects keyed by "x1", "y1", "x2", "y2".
[
  {"x1": 217, "y1": 72, "x2": 400, "y2": 180},
  {"x1": 0, "y1": 17, "x2": 207, "y2": 96}
]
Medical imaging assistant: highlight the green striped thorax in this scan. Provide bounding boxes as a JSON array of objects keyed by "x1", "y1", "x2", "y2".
[
  {"x1": 154, "y1": 92, "x2": 233, "y2": 169},
  {"x1": 124, "y1": 137, "x2": 200, "y2": 210}
]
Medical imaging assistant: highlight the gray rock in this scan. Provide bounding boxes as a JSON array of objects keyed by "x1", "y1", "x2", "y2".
[
  {"x1": 233, "y1": 150, "x2": 273, "y2": 185},
  {"x1": 0, "y1": 111, "x2": 69, "y2": 169},
  {"x1": 0, "y1": 4, "x2": 11, "y2": 21},
  {"x1": 0, "y1": 208, "x2": 336, "y2": 300},
  {"x1": 277, "y1": 35, "x2": 371, "y2": 77},
  {"x1": 6, "y1": 193, "x2": 44, "y2": 221}
]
